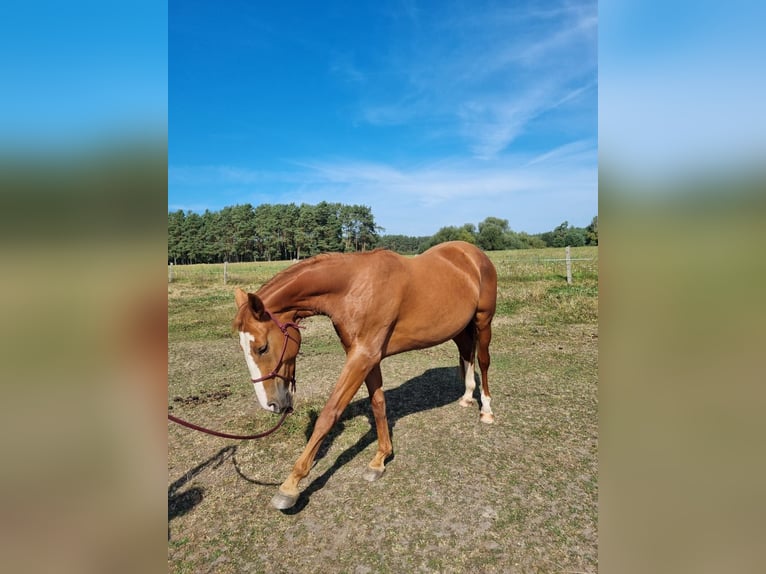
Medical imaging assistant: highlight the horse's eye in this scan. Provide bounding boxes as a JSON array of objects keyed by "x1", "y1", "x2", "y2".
[{"x1": 257, "y1": 343, "x2": 268, "y2": 355}]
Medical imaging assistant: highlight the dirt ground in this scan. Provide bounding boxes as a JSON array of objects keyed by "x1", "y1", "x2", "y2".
[{"x1": 168, "y1": 311, "x2": 597, "y2": 573}]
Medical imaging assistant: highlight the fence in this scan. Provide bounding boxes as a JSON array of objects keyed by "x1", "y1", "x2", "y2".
[
  {"x1": 169, "y1": 247, "x2": 597, "y2": 285},
  {"x1": 168, "y1": 261, "x2": 229, "y2": 284},
  {"x1": 539, "y1": 246, "x2": 597, "y2": 284},
  {"x1": 504, "y1": 245, "x2": 597, "y2": 284}
]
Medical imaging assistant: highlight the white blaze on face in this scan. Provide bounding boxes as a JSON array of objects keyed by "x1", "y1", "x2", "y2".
[{"x1": 239, "y1": 331, "x2": 275, "y2": 412}]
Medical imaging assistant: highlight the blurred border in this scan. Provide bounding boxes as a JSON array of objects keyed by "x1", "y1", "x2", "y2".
[
  {"x1": 600, "y1": 1, "x2": 766, "y2": 572},
  {"x1": 0, "y1": 2, "x2": 167, "y2": 573}
]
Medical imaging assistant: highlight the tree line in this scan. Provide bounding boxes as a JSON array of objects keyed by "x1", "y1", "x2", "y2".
[
  {"x1": 168, "y1": 202, "x2": 380, "y2": 264},
  {"x1": 379, "y1": 216, "x2": 597, "y2": 253},
  {"x1": 168, "y1": 202, "x2": 597, "y2": 264}
]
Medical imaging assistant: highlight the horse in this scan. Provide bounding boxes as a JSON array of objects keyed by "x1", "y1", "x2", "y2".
[{"x1": 233, "y1": 240, "x2": 497, "y2": 510}]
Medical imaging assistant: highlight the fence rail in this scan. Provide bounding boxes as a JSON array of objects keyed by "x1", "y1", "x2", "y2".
[
  {"x1": 169, "y1": 247, "x2": 598, "y2": 285},
  {"x1": 538, "y1": 258, "x2": 595, "y2": 262},
  {"x1": 505, "y1": 246, "x2": 597, "y2": 284}
]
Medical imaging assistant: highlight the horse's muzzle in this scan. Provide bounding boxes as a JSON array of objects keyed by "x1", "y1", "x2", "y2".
[
  {"x1": 266, "y1": 388, "x2": 293, "y2": 414},
  {"x1": 268, "y1": 401, "x2": 292, "y2": 414}
]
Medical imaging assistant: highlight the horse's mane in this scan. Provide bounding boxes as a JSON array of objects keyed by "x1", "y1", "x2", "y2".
[{"x1": 258, "y1": 249, "x2": 388, "y2": 293}]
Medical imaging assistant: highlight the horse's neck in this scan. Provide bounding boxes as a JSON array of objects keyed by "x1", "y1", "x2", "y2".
[{"x1": 259, "y1": 258, "x2": 345, "y2": 319}]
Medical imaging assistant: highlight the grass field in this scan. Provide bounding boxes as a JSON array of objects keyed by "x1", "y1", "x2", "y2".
[{"x1": 168, "y1": 246, "x2": 598, "y2": 573}]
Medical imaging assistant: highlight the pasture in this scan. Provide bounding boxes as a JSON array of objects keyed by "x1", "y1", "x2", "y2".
[{"x1": 168, "y1": 246, "x2": 598, "y2": 573}]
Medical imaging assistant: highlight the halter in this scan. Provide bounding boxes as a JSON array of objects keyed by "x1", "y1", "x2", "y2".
[
  {"x1": 249, "y1": 309, "x2": 302, "y2": 393},
  {"x1": 166, "y1": 306, "x2": 302, "y2": 441}
]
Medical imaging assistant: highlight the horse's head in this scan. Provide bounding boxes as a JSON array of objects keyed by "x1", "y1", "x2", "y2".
[{"x1": 233, "y1": 288, "x2": 301, "y2": 414}]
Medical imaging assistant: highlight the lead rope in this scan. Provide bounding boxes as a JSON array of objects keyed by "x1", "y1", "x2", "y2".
[
  {"x1": 167, "y1": 408, "x2": 292, "y2": 440},
  {"x1": 168, "y1": 306, "x2": 300, "y2": 440}
]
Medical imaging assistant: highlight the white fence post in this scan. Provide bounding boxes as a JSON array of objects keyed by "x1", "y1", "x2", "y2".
[
  {"x1": 224, "y1": 261, "x2": 228, "y2": 285},
  {"x1": 168, "y1": 262, "x2": 174, "y2": 283},
  {"x1": 565, "y1": 246, "x2": 572, "y2": 285}
]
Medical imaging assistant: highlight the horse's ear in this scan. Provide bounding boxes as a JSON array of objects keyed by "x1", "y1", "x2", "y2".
[
  {"x1": 234, "y1": 288, "x2": 250, "y2": 309},
  {"x1": 247, "y1": 293, "x2": 267, "y2": 320},
  {"x1": 234, "y1": 287, "x2": 265, "y2": 321},
  {"x1": 235, "y1": 288, "x2": 268, "y2": 320}
]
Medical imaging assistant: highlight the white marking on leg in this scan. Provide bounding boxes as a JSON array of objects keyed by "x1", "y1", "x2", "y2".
[
  {"x1": 239, "y1": 331, "x2": 275, "y2": 411},
  {"x1": 459, "y1": 359, "x2": 476, "y2": 406},
  {"x1": 480, "y1": 391, "x2": 493, "y2": 414},
  {"x1": 479, "y1": 390, "x2": 495, "y2": 423}
]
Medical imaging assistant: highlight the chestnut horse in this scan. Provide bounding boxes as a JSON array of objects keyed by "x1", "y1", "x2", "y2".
[{"x1": 233, "y1": 240, "x2": 497, "y2": 509}]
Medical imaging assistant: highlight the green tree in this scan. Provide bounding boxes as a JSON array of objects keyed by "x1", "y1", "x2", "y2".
[
  {"x1": 181, "y1": 211, "x2": 204, "y2": 263},
  {"x1": 352, "y1": 205, "x2": 383, "y2": 251},
  {"x1": 168, "y1": 210, "x2": 186, "y2": 264},
  {"x1": 540, "y1": 220, "x2": 589, "y2": 247},
  {"x1": 538, "y1": 221, "x2": 566, "y2": 247},
  {"x1": 296, "y1": 203, "x2": 317, "y2": 258},
  {"x1": 279, "y1": 203, "x2": 300, "y2": 259},
  {"x1": 168, "y1": 201, "x2": 384, "y2": 263},
  {"x1": 477, "y1": 217, "x2": 510, "y2": 250},
  {"x1": 564, "y1": 227, "x2": 586, "y2": 247},
  {"x1": 314, "y1": 201, "x2": 343, "y2": 253},
  {"x1": 346, "y1": 204, "x2": 380, "y2": 251},
  {"x1": 551, "y1": 221, "x2": 570, "y2": 247},
  {"x1": 586, "y1": 215, "x2": 598, "y2": 245},
  {"x1": 376, "y1": 234, "x2": 428, "y2": 254},
  {"x1": 517, "y1": 231, "x2": 546, "y2": 249},
  {"x1": 504, "y1": 230, "x2": 525, "y2": 249},
  {"x1": 213, "y1": 206, "x2": 237, "y2": 262},
  {"x1": 231, "y1": 203, "x2": 256, "y2": 261},
  {"x1": 254, "y1": 204, "x2": 279, "y2": 261},
  {"x1": 426, "y1": 223, "x2": 477, "y2": 249}
]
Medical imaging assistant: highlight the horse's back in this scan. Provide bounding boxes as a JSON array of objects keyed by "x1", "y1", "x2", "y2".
[
  {"x1": 415, "y1": 241, "x2": 497, "y2": 296},
  {"x1": 382, "y1": 242, "x2": 496, "y2": 352}
]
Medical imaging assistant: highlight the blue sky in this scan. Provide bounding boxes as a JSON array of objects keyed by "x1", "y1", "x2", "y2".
[
  {"x1": 171, "y1": 1, "x2": 598, "y2": 236},
  {"x1": 600, "y1": 0, "x2": 766, "y2": 185},
  {"x1": 1, "y1": 2, "x2": 167, "y2": 151}
]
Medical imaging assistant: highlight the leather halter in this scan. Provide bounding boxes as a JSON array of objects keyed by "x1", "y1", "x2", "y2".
[
  {"x1": 249, "y1": 309, "x2": 302, "y2": 393},
  {"x1": 166, "y1": 308, "x2": 301, "y2": 441}
]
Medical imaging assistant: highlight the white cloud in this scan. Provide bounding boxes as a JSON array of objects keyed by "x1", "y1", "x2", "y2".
[
  {"x1": 290, "y1": 143, "x2": 595, "y2": 234},
  {"x1": 169, "y1": 142, "x2": 596, "y2": 235},
  {"x1": 351, "y1": 1, "x2": 597, "y2": 160},
  {"x1": 329, "y1": 52, "x2": 366, "y2": 85}
]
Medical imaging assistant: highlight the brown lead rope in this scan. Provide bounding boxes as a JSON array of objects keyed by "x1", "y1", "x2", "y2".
[
  {"x1": 168, "y1": 408, "x2": 292, "y2": 440},
  {"x1": 170, "y1": 306, "x2": 299, "y2": 439}
]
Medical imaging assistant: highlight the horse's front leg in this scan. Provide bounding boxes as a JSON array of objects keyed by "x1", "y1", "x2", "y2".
[
  {"x1": 271, "y1": 354, "x2": 373, "y2": 510},
  {"x1": 361, "y1": 364, "x2": 392, "y2": 482}
]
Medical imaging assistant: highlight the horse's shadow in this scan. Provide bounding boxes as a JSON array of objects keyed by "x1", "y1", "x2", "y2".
[
  {"x1": 168, "y1": 366, "x2": 465, "y2": 524},
  {"x1": 282, "y1": 365, "x2": 463, "y2": 514},
  {"x1": 168, "y1": 445, "x2": 236, "y2": 538}
]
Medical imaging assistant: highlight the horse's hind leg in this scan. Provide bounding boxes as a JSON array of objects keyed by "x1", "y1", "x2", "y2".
[
  {"x1": 475, "y1": 316, "x2": 495, "y2": 424},
  {"x1": 454, "y1": 327, "x2": 477, "y2": 408},
  {"x1": 362, "y1": 364, "x2": 392, "y2": 482}
]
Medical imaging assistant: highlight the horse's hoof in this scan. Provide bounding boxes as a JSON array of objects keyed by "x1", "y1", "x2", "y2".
[
  {"x1": 458, "y1": 397, "x2": 475, "y2": 408},
  {"x1": 271, "y1": 490, "x2": 298, "y2": 510},
  {"x1": 480, "y1": 412, "x2": 495, "y2": 424},
  {"x1": 362, "y1": 466, "x2": 385, "y2": 482}
]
